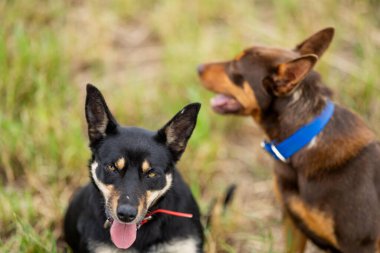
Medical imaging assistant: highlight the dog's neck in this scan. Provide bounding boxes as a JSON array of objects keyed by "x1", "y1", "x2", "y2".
[
  {"x1": 256, "y1": 73, "x2": 375, "y2": 176},
  {"x1": 259, "y1": 73, "x2": 331, "y2": 142}
]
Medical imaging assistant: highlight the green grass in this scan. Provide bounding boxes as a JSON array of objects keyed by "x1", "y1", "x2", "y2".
[{"x1": 1, "y1": 0, "x2": 380, "y2": 252}]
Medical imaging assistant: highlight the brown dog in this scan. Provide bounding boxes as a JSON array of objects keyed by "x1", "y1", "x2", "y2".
[{"x1": 198, "y1": 28, "x2": 380, "y2": 253}]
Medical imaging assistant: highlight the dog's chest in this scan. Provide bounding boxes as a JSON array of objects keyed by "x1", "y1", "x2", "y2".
[{"x1": 91, "y1": 237, "x2": 199, "y2": 253}]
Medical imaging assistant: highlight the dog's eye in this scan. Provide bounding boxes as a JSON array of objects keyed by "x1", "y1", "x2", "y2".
[
  {"x1": 146, "y1": 169, "x2": 156, "y2": 178},
  {"x1": 107, "y1": 165, "x2": 116, "y2": 172},
  {"x1": 231, "y1": 73, "x2": 244, "y2": 86}
]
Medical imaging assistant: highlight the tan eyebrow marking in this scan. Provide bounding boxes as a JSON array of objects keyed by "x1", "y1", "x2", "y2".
[
  {"x1": 234, "y1": 51, "x2": 246, "y2": 61},
  {"x1": 142, "y1": 160, "x2": 150, "y2": 173},
  {"x1": 115, "y1": 157, "x2": 126, "y2": 170}
]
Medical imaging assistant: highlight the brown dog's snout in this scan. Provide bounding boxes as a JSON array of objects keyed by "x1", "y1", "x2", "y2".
[{"x1": 197, "y1": 64, "x2": 206, "y2": 76}]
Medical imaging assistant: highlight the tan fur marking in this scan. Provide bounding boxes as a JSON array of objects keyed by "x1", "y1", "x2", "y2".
[
  {"x1": 146, "y1": 174, "x2": 173, "y2": 208},
  {"x1": 277, "y1": 63, "x2": 287, "y2": 76},
  {"x1": 138, "y1": 195, "x2": 147, "y2": 219},
  {"x1": 106, "y1": 185, "x2": 114, "y2": 193},
  {"x1": 110, "y1": 189, "x2": 121, "y2": 218},
  {"x1": 242, "y1": 82, "x2": 261, "y2": 122},
  {"x1": 142, "y1": 160, "x2": 150, "y2": 173},
  {"x1": 274, "y1": 55, "x2": 317, "y2": 96},
  {"x1": 289, "y1": 197, "x2": 338, "y2": 248},
  {"x1": 234, "y1": 51, "x2": 246, "y2": 60},
  {"x1": 146, "y1": 191, "x2": 153, "y2": 206},
  {"x1": 115, "y1": 157, "x2": 125, "y2": 170},
  {"x1": 91, "y1": 162, "x2": 112, "y2": 200},
  {"x1": 199, "y1": 63, "x2": 260, "y2": 118}
]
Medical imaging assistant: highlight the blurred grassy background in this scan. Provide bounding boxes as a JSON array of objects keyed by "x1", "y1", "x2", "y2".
[{"x1": 0, "y1": 0, "x2": 379, "y2": 252}]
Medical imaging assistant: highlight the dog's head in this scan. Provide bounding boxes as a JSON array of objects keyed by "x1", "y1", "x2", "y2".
[
  {"x1": 85, "y1": 84, "x2": 200, "y2": 249},
  {"x1": 197, "y1": 27, "x2": 334, "y2": 121}
]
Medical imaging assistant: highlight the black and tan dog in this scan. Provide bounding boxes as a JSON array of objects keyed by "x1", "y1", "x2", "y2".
[
  {"x1": 64, "y1": 85, "x2": 203, "y2": 252},
  {"x1": 198, "y1": 28, "x2": 380, "y2": 253}
]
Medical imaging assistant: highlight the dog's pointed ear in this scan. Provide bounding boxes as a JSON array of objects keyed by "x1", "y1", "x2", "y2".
[
  {"x1": 294, "y1": 27, "x2": 334, "y2": 57},
  {"x1": 264, "y1": 54, "x2": 318, "y2": 96},
  {"x1": 156, "y1": 103, "x2": 201, "y2": 162},
  {"x1": 85, "y1": 84, "x2": 118, "y2": 146}
]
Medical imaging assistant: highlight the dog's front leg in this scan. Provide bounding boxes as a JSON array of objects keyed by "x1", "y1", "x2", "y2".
[
  {"x1": 283, "y1": 211, "x2": 307, "y2": 253},
  {"x1": 274, "y1": 164, "x2": 307, "y2": 253}
]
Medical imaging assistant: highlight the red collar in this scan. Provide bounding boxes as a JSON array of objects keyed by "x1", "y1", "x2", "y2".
[{"x1": 139, "y1": 209, "x2": 193, "y2": 227}]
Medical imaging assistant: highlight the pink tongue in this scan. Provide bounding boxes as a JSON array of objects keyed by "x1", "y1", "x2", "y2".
[
  {"x1": 210, "y1": 94, "x2": 242, "y2": 114},
  {"x1": 211, "y1": 94, "x2": 231, "y2": 106},
  {"x1": 110, "y1": 221, "x2": 137, "y2": 249}
]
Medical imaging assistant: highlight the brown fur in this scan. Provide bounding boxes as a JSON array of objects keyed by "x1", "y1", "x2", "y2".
[
  {"x1": 294, "y1": 111, "x2": 375, "y2": 178},
  {"x1": 288, "y1": 196, "x2": 338, "y2": 247},
  {"x1": 198, "y1": 27, "x2": 380, "y2": 253}
]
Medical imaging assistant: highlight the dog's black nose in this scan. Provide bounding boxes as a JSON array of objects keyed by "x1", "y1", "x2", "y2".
[
  {"x1": 117, "y1": 204, "x2": 137, "y2": 223},
  {"x1": 197, "y1": 64, "x2": 205, "y2": 76}
]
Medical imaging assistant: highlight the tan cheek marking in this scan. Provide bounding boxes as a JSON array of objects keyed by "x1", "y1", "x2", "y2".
[
  {"x1": 115, "y1": 157, "x2": 126, "y2": 170},
  {"x1": 146, "y1": 190, "x2": 156, "y2": 208},
  {"x1": 288, "y1": 197, "x2": 338, "y2": 248},
  {"x1": 224, "y1": 80, "x2": 260, "y2": 119},
  {"x1": 201, "y1": 64, "x2": 231, "y2": 93},
  {"x1": 242, "y1": 82, "x2": 260, "y2": 121},
  {"x1": 91, "y1": 162, "x2": 112, "y2": 200},
  {"x1": 142, "y1": 160, "x2": 150, "y2": 173},
  {"x1": 146, "y1": 191, "x2": 151, "y2": 201},
  {"x1": 110, "y1": 190, "x2": 120, "y2": 217},
  {"x1": 146, "y1": 174, "x2": 173, "y2": 208},
  {"x1": 200, "y1": 64, "x2": 261, "y2": 119},
  {"x1": 138, "y1": 195, "x2": 147, "y2": 218},
  {"x1": 103, "y1": 185, "x2": 114, "y2": 206}
]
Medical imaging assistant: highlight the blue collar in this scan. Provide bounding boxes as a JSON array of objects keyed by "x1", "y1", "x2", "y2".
[{"x1": 262, "y1": 100, "x2": 335, "y2": 163}]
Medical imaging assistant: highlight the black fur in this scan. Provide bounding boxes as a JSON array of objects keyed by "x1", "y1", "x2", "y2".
[{"x1": 64, "y1": 84, "x2": 203, "y2": 253}]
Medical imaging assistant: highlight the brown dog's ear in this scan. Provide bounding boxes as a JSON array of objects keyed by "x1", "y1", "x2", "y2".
[
  {"x1": 266, "y1": 54, "x2": 318, "y2": 96},
  {"x1": 294, "y1": 27, "x2": 334, "y2": 57}
]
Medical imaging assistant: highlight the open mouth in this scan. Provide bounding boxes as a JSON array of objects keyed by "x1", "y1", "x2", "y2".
[
  {"x1": 105, "y1": 217, "x2": 137, "y2": 249},
  {"x1": 210, "y1": 94, "x2": 243, "y2": 114}
]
